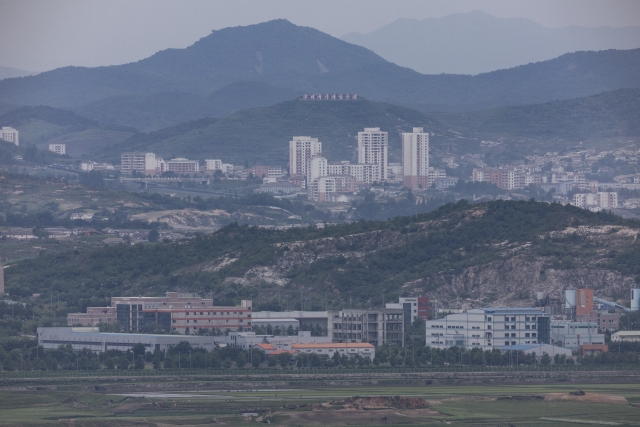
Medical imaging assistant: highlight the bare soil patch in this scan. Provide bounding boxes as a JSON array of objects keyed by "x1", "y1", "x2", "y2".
[{"x1": 545, "y1": 392, "x2": 627, "y2": 404}]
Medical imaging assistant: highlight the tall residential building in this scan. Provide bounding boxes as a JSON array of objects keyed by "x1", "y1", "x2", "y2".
[
  {"x1": 307, "y1": 156, "x2": 328, "y2": 184},
  {"x1": 289, "y1": 136, "x2": 322, "y2": 188},
  {"x1": 0, "y1": 127, "x2": 19, "y2": 146},
  {"x1": 358, "y1": 127, "x2": 388, "y2": 182},
  {"x1": 121, "y1": 152, "x2": 157, "y2": 175},
  {"x1": 401, "y1": 127, "x2": 429, "y2": 189},
  {"x1": 48, "y1": 144, "x2": 66, "y2": 155}
]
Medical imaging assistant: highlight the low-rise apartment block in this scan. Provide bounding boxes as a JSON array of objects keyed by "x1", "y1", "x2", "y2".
[
  {"x1": 0, "y1": 126, "x2": 19, "y2": 145},
  {"x1": 48, "y1": 144, "x2": 66, "y2": 155}
]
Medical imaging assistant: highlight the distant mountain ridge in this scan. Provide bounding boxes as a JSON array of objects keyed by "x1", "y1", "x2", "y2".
[
  {"x1": 342, "y1": 11, "x2": 640, "y2": 75},
  {"x1": 0, "y1": 19, "x2": 639, "y2": 118}
]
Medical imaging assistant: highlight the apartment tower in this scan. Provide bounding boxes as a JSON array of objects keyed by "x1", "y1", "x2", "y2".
[
  {"x1": 289, "y1": 136, "x2": 322, "y2": 188},
  {"x1": 358, "y1": 127, "x2": 388, "y2": 182},
  {"x1": 402, "y1": 127, "x2": 429, "y2": 189}
]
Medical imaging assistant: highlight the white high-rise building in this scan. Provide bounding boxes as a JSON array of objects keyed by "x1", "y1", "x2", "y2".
[
  {"x1": 48, "y1": 144, "x2": 66, "y2": 155},
  {"x1": 307, "y1": 156, "x2": 328, "y2": 184},
  {"x1": 402, "y1": 127, "x2": 429, "y2": 189},
  {"x1": 358, "y1": 127, "x2": 388, "y2": 182},
  {"x1": 289, "y1": 136, "x2": 322, "y2": 188},
  {"x1": 0, "y1": 127, "x2": 19, "y2": 146}
]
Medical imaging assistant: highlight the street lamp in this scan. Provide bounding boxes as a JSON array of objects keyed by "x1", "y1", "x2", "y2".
[{"x1": 189, "y1": 351, "x2": 192, "y2": 369}]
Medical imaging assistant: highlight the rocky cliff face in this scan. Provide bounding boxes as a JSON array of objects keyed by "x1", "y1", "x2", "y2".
[{"x1": 190, "y1": 207, "x2": 640, "y2": 310}]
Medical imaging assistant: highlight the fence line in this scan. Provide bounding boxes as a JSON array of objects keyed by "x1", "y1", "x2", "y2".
[{"x1": 1, "y1": 364, "x2": 639, "y2": 380}]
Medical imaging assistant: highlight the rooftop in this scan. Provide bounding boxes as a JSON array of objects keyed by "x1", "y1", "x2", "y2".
[{"x1": 292, "y1": 343, "x2": 374, "y2": 349}]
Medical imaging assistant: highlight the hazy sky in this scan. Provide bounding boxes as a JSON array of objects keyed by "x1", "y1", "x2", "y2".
[{"x1": 1, "y1": 0, "x2": 640, "y2": 72}]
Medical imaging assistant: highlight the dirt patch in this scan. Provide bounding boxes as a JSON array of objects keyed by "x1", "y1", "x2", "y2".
[
  {"x1": 332, "y1": 396, "x2": 430, "y2": 410},
  {"x1": 277, "y1": 408, "x2": 435, "y2": 426},
  {"x1": 545, "y1": 392, "x2": 627, "y2": 404}
]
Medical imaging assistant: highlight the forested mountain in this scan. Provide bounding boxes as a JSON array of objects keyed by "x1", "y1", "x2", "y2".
[
  {"x1": 75, "y1": 82, "x2": 302, "y2": 132},
  {"x1": 342, "y1": 11, "x2": 640, "y2": 75},
  {"x1": 0, "y1": 19, "x2": 638, "y2": 119},
  {"x1": 5, "y1": 200, "x2": 640, "y2": 316}
]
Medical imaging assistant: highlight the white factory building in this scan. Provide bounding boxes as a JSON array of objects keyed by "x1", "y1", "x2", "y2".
[{"x1": 425, "y1": 307, "x2": 551, "y2": 350}]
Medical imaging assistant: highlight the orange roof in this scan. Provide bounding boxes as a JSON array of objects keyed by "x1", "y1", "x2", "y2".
[
  {"x1": 292, "y1": 343, "x2": 374, "y2": 349},
  {"x1": 269, "y1": 350, "x2": 296, "y2": 355},
  {"x1": 256, "y1": 343, "x2": 275, "y2": 350}
]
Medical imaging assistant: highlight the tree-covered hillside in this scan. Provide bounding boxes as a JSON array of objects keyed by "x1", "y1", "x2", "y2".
[
  {"x1": 5, "y1": 200, "x2": 640, "y2": 319},
  {"x1": 433, "y1": 88, "x2": 640, "y2": 140},
  {"x1": 99, "y1": 98, "x2": 446, "y2": 165}
]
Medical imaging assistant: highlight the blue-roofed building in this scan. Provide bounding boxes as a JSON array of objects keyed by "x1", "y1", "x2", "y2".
[{"x1": 426, "y1": 307, "x2": 551, "y2": 350}]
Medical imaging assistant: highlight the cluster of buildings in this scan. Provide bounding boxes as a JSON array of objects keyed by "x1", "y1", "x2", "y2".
[
  {"x1": 41, "y1": 294, "x2": 432, "y2": 359},
  {"x1": 427, "y1": 287, "x2": 640, "y2": 358},
  {"x1": 469, "y1": 148, "x2": 640, "y2": 211},
  {"x1": 36, "y1": 285, "x2": 640, "y2": 362},
  {"x1": 287, "y1": 127, "x2": 436, "y2": 201}
]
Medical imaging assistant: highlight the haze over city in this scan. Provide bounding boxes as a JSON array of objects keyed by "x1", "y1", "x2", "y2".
[{"x1": 0, "y1": 1, "x2": 640, "y2": 425}]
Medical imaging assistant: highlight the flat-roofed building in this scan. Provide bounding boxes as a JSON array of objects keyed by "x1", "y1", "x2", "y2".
[
  {"x1": 38, "y1": 327, "x2": 223, "y2": 353},
  {"x1": 550, "y1": 320, "x2": 605, "y2": 350},
  {"x1": 67, "y1": 292, "x2": 252, "y2": 334},
  {"x1": 611, "y1": 331, "x2": 640, "y2": 343},
  {"x1": 48, "y1": 144, "x2": 66, "y2": 155},
  {"x1": 165, "y1": 158, "x2": 199, "y2": 174},
  {"x1": 292, "y1": 342, "x2": 375, "y2": 359},
  {"x1": 425, "y1": 307, "x2": 551, "y2": 350},
  {"x1": 121, "y1": 152, "x2": 156, "y2": 175},
  {"x1": 0, "y1": 126, "x2": 19, "y2": 145},
  {"x1": 328, "y1": 308, "x2": 404, "y2": 347}
]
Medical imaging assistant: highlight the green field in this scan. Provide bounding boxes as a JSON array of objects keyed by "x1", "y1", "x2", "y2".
[{"x1": 1, "y1": 381, "x2": 639, "y2": 426}]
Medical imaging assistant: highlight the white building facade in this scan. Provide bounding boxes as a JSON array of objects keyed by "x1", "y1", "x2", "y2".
[
  {"x1": 48, "y1": 144, "x2": 66, "y2": 155},
  {"x1": 358, "y1": 127, "x2": 388, "y2": 182},
  {"x1": 425, "y1": 308, "x2": 551, "y2": 350},
  {"x1": 0, "y1": 126, "x2": 19, "y2": 145},
  {"x1": 289, "y1": 136, "x2": 322, "y2": 188},
  {"x1": 402, "y1": 127, "x2": 429, "y2": 189}
]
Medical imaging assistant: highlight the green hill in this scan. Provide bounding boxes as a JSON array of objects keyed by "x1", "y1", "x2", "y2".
[
  {"x1": 75, "y1": 82, "x2": 302, "y2": 132},
  {"x1": 99, "y1": 98, "x2": 446, "y2": 165},
  {"x1": 0, "y1": 106, "x2": 136, "y2": 156},
  {"x1": 95, "y1": 88, "x2": 640, "y2": 166},
  {"x1": 4, "y1": 200, "x2": 640, "y2": 316},
  {"x1": 0, "y1": 19, "x2": 638, "y2": 117},
  {"x1": 433, "y1": 88, "x2": 640, "y2": 140}
]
